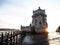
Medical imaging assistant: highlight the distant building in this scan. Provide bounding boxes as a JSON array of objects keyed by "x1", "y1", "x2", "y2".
[{"x1": 21, "y1": 7, "x2": 48, "y2": 33}]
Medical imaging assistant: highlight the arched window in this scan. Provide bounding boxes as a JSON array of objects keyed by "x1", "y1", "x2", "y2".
[
  {"x1": 39, "y1": 22, "x2": 42, "y2": 25},
  {"x1": 35, "y1": 19, "x2": 37, "y2": 25}
]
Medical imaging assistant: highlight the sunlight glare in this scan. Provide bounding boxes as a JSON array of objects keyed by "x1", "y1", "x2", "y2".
[{"x1": 45, "y1": 28, "x2": 48, "y2": 32}]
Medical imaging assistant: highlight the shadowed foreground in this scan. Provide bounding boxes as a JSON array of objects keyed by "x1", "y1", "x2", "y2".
[{"x1": 21, "y1": 32, "x2": 49, "y2": 45}]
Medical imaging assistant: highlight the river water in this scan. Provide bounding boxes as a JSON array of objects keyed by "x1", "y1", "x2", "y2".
[
  {"x1": 22, "y1": 32, "x2": 60, "y2": 45},
  {"x1": 0, "y1": 31, "x2": 60, "y2": 45},
  {"x1": 48, "y1": 32, "x2": 60, "y2": 45}
]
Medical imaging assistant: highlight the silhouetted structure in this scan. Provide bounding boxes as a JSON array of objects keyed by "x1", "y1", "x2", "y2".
[
  {"x1": 21, "y1": 7, "x2": 48, "y2": 45},
  {"x1": 21, "y1": 7, "x2": 48, "y2": 33},
  {"x1": 0, "y1": 30, "x2": 21, "y2": 45}
]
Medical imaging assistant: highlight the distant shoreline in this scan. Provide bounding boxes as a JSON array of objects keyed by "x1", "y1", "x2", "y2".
[{"x1": 0, "y1": 28, "x2": 20, "y2": 31}]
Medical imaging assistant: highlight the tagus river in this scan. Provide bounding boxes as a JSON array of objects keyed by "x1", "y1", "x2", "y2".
[
  {"x1": 0, "y1": 31, "x2": 60, "y2": 45},
  {"x1": 48, "y1": 32, "x2": 60, "y2": 45},
  {"x1": 22, "y1": 32, "x2": 60, "y2": 45}
]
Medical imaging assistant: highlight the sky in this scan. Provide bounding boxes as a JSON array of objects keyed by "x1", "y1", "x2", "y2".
[{"x1": 0, "y1": 0, "x2": 60, "y2": 32}]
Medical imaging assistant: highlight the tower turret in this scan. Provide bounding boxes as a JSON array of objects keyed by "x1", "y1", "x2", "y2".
[{"x1": 32, "y1": 7, "x2": 47, "y2": 33}]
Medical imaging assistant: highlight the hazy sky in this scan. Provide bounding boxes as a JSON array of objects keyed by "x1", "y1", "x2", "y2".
[{"x1": 0, "y1": 0, "x2": 60, "y2": 32}]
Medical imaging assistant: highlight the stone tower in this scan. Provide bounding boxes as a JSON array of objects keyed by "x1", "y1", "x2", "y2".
[
  {"x1": 32, "y1": 7, "x2": 48, "y2": 33},
  {"x1": 21, "y1": 7, "x2": 48, "y2": 33}
]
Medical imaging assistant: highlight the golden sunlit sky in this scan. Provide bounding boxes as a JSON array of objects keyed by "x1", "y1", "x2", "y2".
[{"x1": 0, "y1": 0, "x2": 60, "y2": 32}]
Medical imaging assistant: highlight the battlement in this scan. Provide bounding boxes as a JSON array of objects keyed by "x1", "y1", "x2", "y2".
[{"x1": 33, "y1": 7, "x2": 45, "y2": 15}]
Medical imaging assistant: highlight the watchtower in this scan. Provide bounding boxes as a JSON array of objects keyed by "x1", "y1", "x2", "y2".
[{"x1": 32, "y1": 7, "x2": 48, "y2": 33}]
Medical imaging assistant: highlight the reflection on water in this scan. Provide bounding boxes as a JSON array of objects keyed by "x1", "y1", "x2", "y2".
[
  {"x1": 48, "y1": 32, "x2": 60, "y2": 45},
  {"x1": 22, "y1": 32, "x2": 60, "y2": 45},
  {"x1": 22, "y1": 33, "x2": 49, "y2": 45}
]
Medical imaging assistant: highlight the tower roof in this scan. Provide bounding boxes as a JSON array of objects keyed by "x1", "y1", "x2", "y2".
[{"x1": 32, "y1": 7, "x2": 46, "y2": 17}]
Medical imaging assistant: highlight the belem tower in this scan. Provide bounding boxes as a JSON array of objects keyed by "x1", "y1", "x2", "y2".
[{"x1": 21, "y1": 7, "x2": 48, "y2": 33}]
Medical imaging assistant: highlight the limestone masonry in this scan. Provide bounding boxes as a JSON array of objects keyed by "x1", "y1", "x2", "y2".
[{"x1": 21, "y1": 7, "x2": 48, "y2": 33}]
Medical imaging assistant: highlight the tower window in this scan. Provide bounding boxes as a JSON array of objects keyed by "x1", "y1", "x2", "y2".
[
  {"x1": 39, "y1": 22, "x2": 42, "y2": 25},
  {"x1": 43, "y1": 18, "x2": 46, "y2": 22},
  {"x1": 35, "y1": 19, "x2": 37, "y2": 25},
  {"x1": 43, "y1": 17, "x2": 46, "y2": 23}
]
